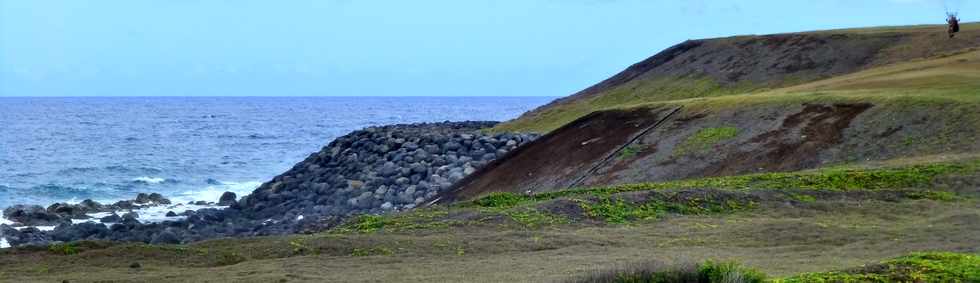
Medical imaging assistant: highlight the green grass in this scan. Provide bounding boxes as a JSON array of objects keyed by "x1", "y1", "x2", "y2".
[
  {"x1": 350, "y1": 247, "x2": 394, "y2": 257},
  {"x1": 776, "y1": 252, "x2": 980, "y2": 283},
  {"x1": 580, "y1": 196, "x2": 756, "y2": 224},
  {"x1": 618, "y1": 144, "x2": 643, "y2": 160},
  {"x1": 505, "y1": 209, "x2": 569, "y2": 228},
  {"x1": 574, "y1": 252, "x2": 980, "y2": 283},
  {"x1": 673, "y1": 127, "x2": 740, "y2": 156},
  {"x1": 474, "y1": 192, "x2": 528, "y2": 208},
  {"x1": 332, "y1": 208, "x2": 457, "y2": 234},
  {"x1": 47, "y1": 243, "x2": 78, "y2": 256},
  {"x1": 473, "y1": 159, "x2": 978, "y2": 209},
  {"x1": 569, "y1": 260, "x2": 767, "y2": 283}
]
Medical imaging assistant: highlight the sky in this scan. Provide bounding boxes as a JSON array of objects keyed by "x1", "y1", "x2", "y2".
[{"x1": 0, "y1": 0, "x2": 974, "y2": 97}]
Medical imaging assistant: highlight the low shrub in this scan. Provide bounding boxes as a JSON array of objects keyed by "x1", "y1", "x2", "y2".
[{"x1": 569, "y1": 260, "x2": 765, "y2": 283}]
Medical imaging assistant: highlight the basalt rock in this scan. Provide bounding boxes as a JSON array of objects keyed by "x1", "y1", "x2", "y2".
[
  {"x1": 218, "y1": 191, "x2": 238, "y2": 206},
  {"x1": 238, "y1": 121, "x2": 537, "y2": 223},
  {"x1": 3, "y1": 205, "x2": 65, "y2": 226}
]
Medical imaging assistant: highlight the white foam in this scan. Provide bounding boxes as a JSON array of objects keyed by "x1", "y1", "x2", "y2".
[
  {"x1": 0, "y1": 180, "x2": 262, "y2": 248},
  {"x1": 171, "y1": 180, "x2": 260, "y2": 204},
  {"x1": 0, "y1": 211, "x2": 9, "y2": 249},
  {"x1": 16, "y1": 226, "x2": 55, "y2": 231},
  {"x1": 0, "y1": 211, "x2": 13, "y2": 226},
  {"x1": 133, "y1": 176, "x2": 167, "y2": 184}
]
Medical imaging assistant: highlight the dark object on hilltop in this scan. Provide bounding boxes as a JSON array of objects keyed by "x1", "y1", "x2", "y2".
[
  {"x1": 948, "y1": 13, "x2": 960, "y2": 38},
  {"x1": 129, "y1": 262, "x2": 141, "y2": 269}
]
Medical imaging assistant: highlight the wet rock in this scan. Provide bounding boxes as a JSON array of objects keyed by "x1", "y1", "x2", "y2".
[
  {"x1": 3, "y1": 205, "x2": 64, "y2": 226},
  {"x1": 150, "y1": 229, "x2": 180, "y2": 244},
  {"x1": 50, "y1": 222, "x2": 109, "y2": 242},
  {"x1": 135, "y1": 193, "x2": 171, "y2": 205},
  {"x1": 100, "y1": 213, "x2": 122, "y2": 223},
  {"x1": 1, "y1": 225, "x2": 50, "y2": 247},
  {"x1": 122, "y1": 212, "x2": 139, "y2": 222},
  {"x1": 46, "y1": 203, "x2": 90, "y2": 219},
  {"x1": 218, "y1": 191, "x2": 238, "y2": 206}
]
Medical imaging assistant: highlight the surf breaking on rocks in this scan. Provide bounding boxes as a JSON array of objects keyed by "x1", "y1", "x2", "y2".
[{"x1": 0, "y1": 121, "x2": 537, "y2": 248}]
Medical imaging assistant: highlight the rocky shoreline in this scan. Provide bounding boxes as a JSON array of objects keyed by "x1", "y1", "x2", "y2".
[{"x1": 0, "y1": 121, "x2": 536, "y2": 247}]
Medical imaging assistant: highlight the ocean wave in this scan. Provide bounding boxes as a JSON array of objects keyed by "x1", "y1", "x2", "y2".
[
  {"x1": 1, "y1": 210, "x2": 15, "y2": 248},
  {"x1": 56, "y1": 167, "x2": 99, "y2": 174},
  {"x1": 131, "y1": 177, "x2": 177, "y2": 185},
  {"x1": 171, "y1": 180, "x2": 261, "y2": 204},
  {"x1": 215, "y1": 133, "x2": 279, "y2": 140},
  {"x1": 56, "y1": 166, "x2": 164, "y2": 175},
  {"x1": 0, "y1": 210, "x2": 13, "y2": 226}
]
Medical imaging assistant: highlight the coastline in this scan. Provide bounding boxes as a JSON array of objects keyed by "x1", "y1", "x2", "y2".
[{"x1": 0, "y1": 121, "x2": 538, "y2": 248}]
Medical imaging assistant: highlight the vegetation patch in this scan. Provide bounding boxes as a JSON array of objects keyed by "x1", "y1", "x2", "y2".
[
  {"x1": 473, "y1": 160, "x2": 977, "y2": 209},
  {"x1": 332, "y1": 208, "x2": 455, "y2": 234},
  {"x1": 571, "y1": 252, "x2": 980, "y2": 283},
  {"x1": 787, "y1": 193, "x2": 817, "y2": 203},
  {"x1": 569, "y1": 260, "x2": 766, "y2": 283},
  {"x1": 475, "y1": 192, "x2": 528, "y2": 208},
  {"x1": 905, "y1": 190, "x2": 960, "y2": 202},
  {"x1": 674, "y1": 127, "x2": 740, "y2": 156},
  {"x1": 777, "y1": 252, "x2": 980, "y2": 283},
  {"x1": 350, "y1": 247, "x2": 394, "y2": 257},
  {"x1": 580, "y1": 195, "x2": 756, "y2": 224},
  {"x1": 505, "y1": 209, "x2": 569, "y2": 228},
  {"x1": 47, "y1": 243, "x2": 79, "y2": 256},
  {"x1": 618, "y1": 144, "x2": 643, "y2": 160}
]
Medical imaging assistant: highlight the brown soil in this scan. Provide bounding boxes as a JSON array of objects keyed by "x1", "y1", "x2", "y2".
[
  {"x1": 447, "y1": 97, "x2": 977, "y2": 201},
  {"x1": 435, "y1": 106, "x2": 679, "y2": 203},
  {"x1": 703, "y1": 103, "x2": 873, "y2": 176}
]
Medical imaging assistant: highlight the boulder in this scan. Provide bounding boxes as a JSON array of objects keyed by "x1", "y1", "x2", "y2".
[
  {"x1": 100, "y1": 213, "x2": 122, "y2": 223},
  {"x1": 218, "y1": 191, "x2": 238, "y2": 206},
  {"x1": 1, "y1": 225, "x2": 50, "y2": 247},
  {"x1": 150, "y1": 229, "x2": 181, "y2": 244},
  {"x1": 122, "y1": 212, "x2": 139, "y2": 222},
  {"x1": 3, "y1": 204, "x2": 64, "y2": 226},
  {"x1": 50, "y1": 222, "x2": 109, "y2": 242}
]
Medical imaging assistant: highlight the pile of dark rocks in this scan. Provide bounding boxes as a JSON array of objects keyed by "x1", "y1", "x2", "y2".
[
  {"x1": 1, "y1": 121, "x2": 537, "y2": 247},
  {"x1": 237, "y1": 121, "x2": 537, "y2": 221},
  {"x1": 2, "y1": 193, "x2": 171, "y2": 226}
]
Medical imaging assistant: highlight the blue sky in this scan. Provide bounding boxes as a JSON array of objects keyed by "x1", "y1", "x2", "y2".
[{"x1": 0, "y1": 0, "x2": 972, "y2": 97}]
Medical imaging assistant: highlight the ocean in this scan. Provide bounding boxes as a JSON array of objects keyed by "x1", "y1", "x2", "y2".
[{"x1": 0, "y1": 96, "x2": 553, "y2": 210}]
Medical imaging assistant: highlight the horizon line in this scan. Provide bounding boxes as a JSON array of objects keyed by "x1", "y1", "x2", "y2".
[{"x1": 0, "y1": 95, "x2": 560, "y2": 98}]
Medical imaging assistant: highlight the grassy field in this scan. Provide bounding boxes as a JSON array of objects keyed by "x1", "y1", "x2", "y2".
[{"x1": 1, "y1": 155, "x2": 978, "y2": 282}]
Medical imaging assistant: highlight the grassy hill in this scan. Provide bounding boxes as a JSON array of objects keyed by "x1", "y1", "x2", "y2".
[
  {"x1": 494, "y1": 22, "x2": 980, "y2": 134},
  {"x1": 443, "y1": 48, "x2": 979, "y2": 202}
]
